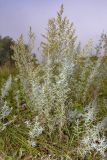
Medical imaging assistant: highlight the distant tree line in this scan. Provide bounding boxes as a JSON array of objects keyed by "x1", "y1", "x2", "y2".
[{"x1": 0, "y1": 36, "x2": 15, "y2": 66}]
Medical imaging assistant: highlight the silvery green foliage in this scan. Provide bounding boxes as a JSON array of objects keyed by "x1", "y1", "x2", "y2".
[
  {"x1": 80, "y1": 124, "x2": 107, "y2": 159},
  {"x1": 83, "y1": 54, "x2": 104, "y2": 101},
  {"x1": 25, "y1": 116, "x2": 44, "y2": 147},
  {"x1": 1, "y1": 75, "x2": 12, "y2": 98},
  {"x1": 67, "y1": 109, "x2": 83, "y2": 122},
  {"x1": 80, "y1": 39, "x2": 94, "y2": 57},
  {"x1": 66, "y1": 100, "x2": 107, "y2": 159},
  {"x1": 41, "y1": 55, "x2": 74, "y2": 131},
  {"x1": 68, "y1": 41, "x2": 96, "y2": 103},
  {"x1": 12, "y1": 6, "x2": 107, "y2": 159},
  {"x1": 78, "y1": 101, "x2": 107, "y2": 159},
  {"x1": 83, "y1": 100, "x2": 97, "y2": 123},
  {"x1": 26, "y1": 51, "x2": 75, "y2": 132},
  {"x1": 12, "y1": 33, "x2": 107, "y2": 159},
  {"x1": 0, "y1": 101, "x2": 12, "y2": 120},
  {"x1": 97, "y1": 33, "x2": 107, "y2": 55},
  {"x1": 29, "y1": 119, "x2": 44, "y2": 138},
  {"x1": 12, "y1": 30, "x2": 37, "y2": 106},
  {"x1": 54, "y1": 58, "x2": 74, "y2": 128},
  {"x1": 41, "y1": 4, "x2": 76, "y2": 64},
  {"x1": 0, "y1": 76, "x2": 13, "y2": 131},
  {"x1": 12, "y1": 6, "x2": 77, "y2": 133}
]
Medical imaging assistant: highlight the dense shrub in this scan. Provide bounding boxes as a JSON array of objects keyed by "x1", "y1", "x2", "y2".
[{"x1": 0, "y1": 5, "x2": 107, "y2": 160}]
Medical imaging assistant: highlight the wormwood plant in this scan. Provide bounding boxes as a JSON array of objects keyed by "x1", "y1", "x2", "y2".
[
  {"x1": 41, "y1": 4, "x2": 76, "y2": 64},
  {"x1": 1, "y1": 5, "x2": 107, "y2": 160}
]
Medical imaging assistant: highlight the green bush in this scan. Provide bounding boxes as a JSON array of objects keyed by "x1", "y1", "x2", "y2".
[{"x1": 0, "y1": 5, "x2": 107, "y2": 160}]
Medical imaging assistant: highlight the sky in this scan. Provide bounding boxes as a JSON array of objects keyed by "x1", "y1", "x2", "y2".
[{"x1": 0, "y1": 0, "x2": 107, "y2": 48}]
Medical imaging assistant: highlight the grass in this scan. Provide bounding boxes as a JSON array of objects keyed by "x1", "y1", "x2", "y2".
[{"x1": 0, "y1": 64, "x2": 17, "y2": 87}]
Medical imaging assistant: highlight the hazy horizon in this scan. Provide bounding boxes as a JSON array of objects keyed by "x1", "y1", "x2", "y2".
[{"x1": 0, "y1": 0, "x2": 107, "y2": 47}]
